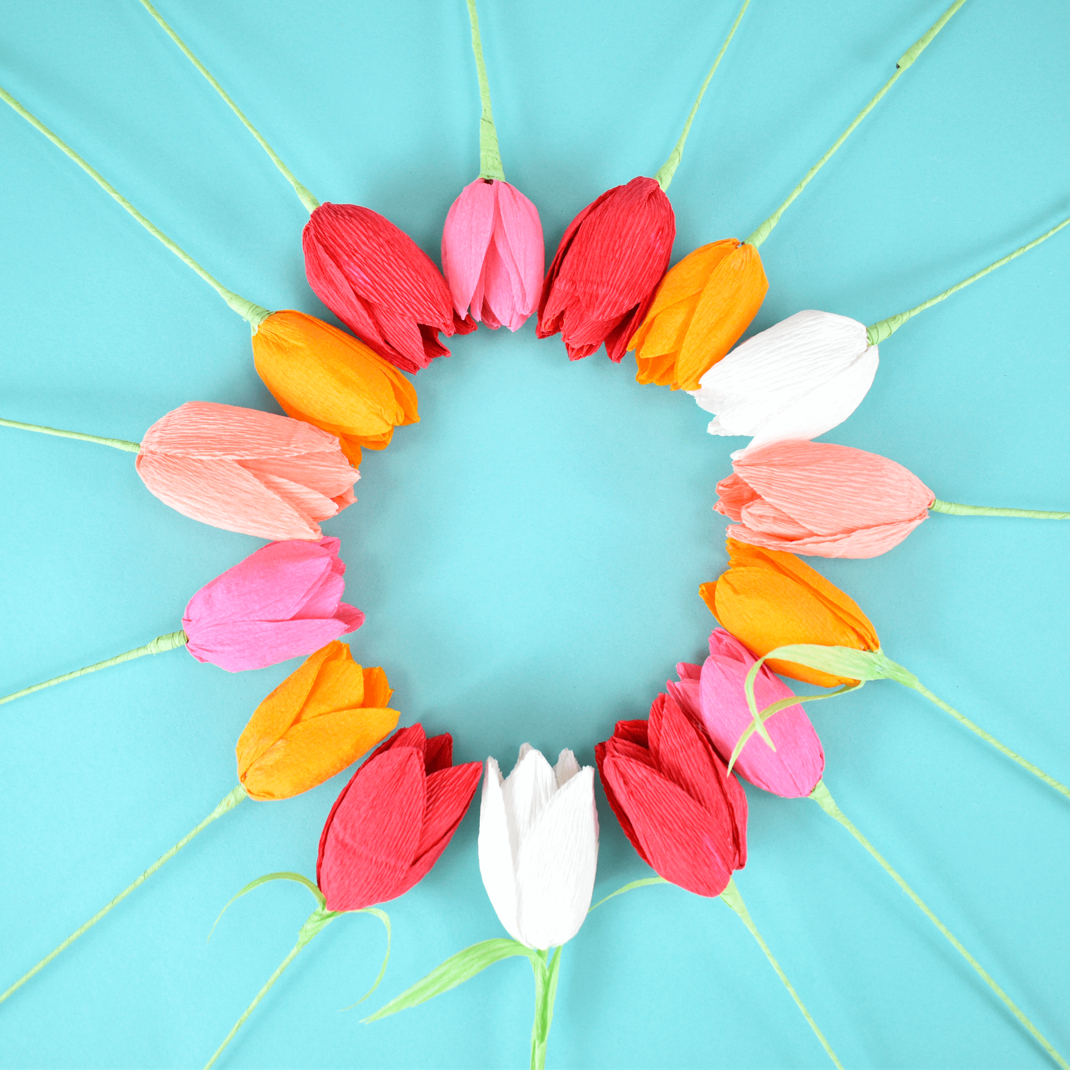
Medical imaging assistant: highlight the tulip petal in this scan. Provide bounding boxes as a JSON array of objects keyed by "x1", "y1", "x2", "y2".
[
  {"x1": 409, "y1": 761, "x2": 484, "y2": 881},
  {"x1": 361, "y1": 666, "x2": 393, "y2": 709},
  {"x1": 728, "y1": 517, "x2": 929, "y2": 558},
  {"x1": 442, "y1": 179, "x2": 497, "y2": 317},
  {"x1": 478, "y1": 758, "x2": 524, "y2": 944},
  {"x1": 647, "y1": 694, "x2": 728, "y2": 818},
  {"x1": 494, "y1": 181, "x2": 544, "y2": 318},
  {"x1": 423, "y1": 733, "x2": 454, "y2": 774},
  {"x1": 554, "y1": 749, "x2": 581, "y2": 787},
  {"x1": 185, "y1": 618, "x2": 361, "y2": 673}
]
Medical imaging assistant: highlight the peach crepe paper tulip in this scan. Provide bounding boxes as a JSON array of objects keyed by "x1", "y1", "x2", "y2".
[
  {"x1": 236, "y1": 640, "x2": 399, "y2": 801},
  {"x1": 442, "y1": 179, "x2": 545, "y2": 331},
  {"x1": 628, "y1": 239, "x2": 768, "y2": 390},
  {"x1": 701, "y1": 539, "x2": 880, "y2": 688},
  {"x1": 251, "y1": 310, "x2": 419, "y2": 467},
  {"x1": 668, "y1": 629, "x2": 825, "y2": 798},
  {"x1": 716, "y1": 440, "x2": 935, "y2": 558},
  {"x1": 135, "y1": 401, "x2": 357, "y2": 541}
]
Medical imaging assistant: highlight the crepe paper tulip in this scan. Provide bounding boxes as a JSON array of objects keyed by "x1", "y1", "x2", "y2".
[
  {"x1": 628, "y1": 0, "x2": 968, "y2": 391},
  {"x1": 0, "y1": 642, "x2": 398, "y2": 1010},
  {"x1": 205, "y1": 724, "x2": 481, "y2": 1068},
  {"x1": 679, "y1": 653, "x2": 1069, "y2": 1070},
  {"x1": 1, "y1": 402, "x2": 358, "y2": 540},
  {"x1": 595, "y1": 693, "x2": 842, "y2": 1068},
  {"x1": 136, "y1": 1, "x2": 472, "y2": 374},
  {"x1": 693, "y1": 211, "x2": 1070, "y2": 451},
  {"x1": 536, "y1": 0, "x2": 751, "y2": 363},
  {"x1": 0, "y1": 87, "x2": 419, "y2": 452},
  {"x1": 716, "y1": 440, "x2": 1070, "y2": 560},
  {"x1": 367, "y1": 744, "x2": 597, "y2": 1070}
]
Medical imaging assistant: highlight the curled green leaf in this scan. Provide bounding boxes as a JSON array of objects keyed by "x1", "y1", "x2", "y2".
[
  {"x1": 339, "y1": 908, "x2": 393, "y2": 1010},
  {"x1": 209, "y1": 871, "x2": 325, "y2": 943}
]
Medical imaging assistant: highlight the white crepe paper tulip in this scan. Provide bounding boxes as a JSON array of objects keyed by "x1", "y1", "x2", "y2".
[
  {"x1": 690, "y1": 310, "x2": 879, "y2": 456},
  {"x1": 478, "y1": 744, "x2": 599, "y2": 950}
]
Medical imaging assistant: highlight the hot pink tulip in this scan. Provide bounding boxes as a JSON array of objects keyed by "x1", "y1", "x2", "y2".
[
  {"x1": 441, "y1": 179, "x2": 544, "y2": 331},
  {"x1": 135, "y1": 401, "x2": 357, "y2": 541},
  {"x1": 714, "y1": 440, "x2": 934, "y2": 558},
  {"x1": 182, "y1": 537, "x2": 364, "y2": 672},
  {"x1": 668, "y1": 629, "x2": 824, "y2": 798}
]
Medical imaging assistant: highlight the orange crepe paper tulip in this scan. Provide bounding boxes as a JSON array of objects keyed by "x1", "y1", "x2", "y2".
[
  {"x1": 251, "y1": 311, "x2": 419, "y2": 467},
  {"x1": 700, "y1": 539, "x2": 879, "y2": 688},
  {"x1": 629, "y1": 240, "x2": 768, "y2": 390},
  {"x1": 236, "y1": 640, "x2": 400, "y2": 801}
]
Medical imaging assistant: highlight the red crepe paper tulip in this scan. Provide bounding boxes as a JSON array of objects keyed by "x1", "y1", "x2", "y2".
[
  {"x1": 537, "y1": 177, "x2": 675, "y2": 362},
  {"x1": 317, "y1": 724, "x2": 483, "y2": 911},
  {"x1": 715, "y1": 440, "x2": 934, "y2": 558},
  {"x1": 135, "y1": 401, "x2": 357, "y2": 541},
  {"x1": 304, "y1": 203, "x2": 476, "y2": 374},
  {"x1": 442, "y1": 179, "x2": 544, "y2": 331},
  {"x1": 182, "y1": 537, "x2": 364, "y2": 672},
  {"x1": 668, "y1": 630, "x2": 825, "y2": 798},
  {"x1": 595, "y1": 692, "x2": 747, "y2": 897}
]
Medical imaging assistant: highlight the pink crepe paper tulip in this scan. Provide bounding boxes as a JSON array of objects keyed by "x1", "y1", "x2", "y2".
[
  {"x1": 135, "y1": 401, "x2": 357, "y2": 542},
  {"x1": 182, "y1": 537, "x2": 365, "y2": 672},
  {"x1": 441, "y1": 178, "x2": 545, "y2": 331},
  {"x1": 668, "y1": 630, "x2": 825, "y2": 798},
  {"x1": 715, "y1": 440, "x2": 934, "y2": 558}
]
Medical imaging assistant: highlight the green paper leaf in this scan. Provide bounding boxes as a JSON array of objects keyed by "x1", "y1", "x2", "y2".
[
  {"x1": 209, "y1": 871, "x2": 324, "y2": 942},
  {"x1": 339, "y1": 908, "x2": 392, "y2": 1010},
  {"x1": 588, "y1": 876, "x2": 669, "y2": 912},
  {"x1": 364, "y1": 938, "x2": 537, "y2": 1022}
]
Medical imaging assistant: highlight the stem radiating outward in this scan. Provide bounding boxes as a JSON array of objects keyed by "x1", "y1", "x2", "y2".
[
  {"x1": 746, "y1": 0, "x2": 968, "y2": 247},
  {"x1": 811, "y1": 780, "x2": 1069, "y2": 1070},
  {"x1": 654, "y1": 0, "x2": 751, "y2": 192},
  {"x1": 867, "y1": 211, "x2": 1070, "y2": 344},
  {"x1": 0, "y1": 785, "x2": 246, "y2": 1007},
  {"x1": 0, "y1": 417, "x2": 141, "y2": 453},
  {"x1": 931, "y1": 499, "x2": 1070, "y2": 520},
  {"x1": 0, "y1": 85, "x2": 269, "y2": 326},
  {"x1": 0, "y1": 631, "x2": 189, "y2": 707},
  {"x1": 465, "y1": 0, "x2": 505, "y2": 181},
  {"x1": 529, "y1": 947, "x2": 562, "y2": 1070},
  {"x1": 136, "y1": 0, "x2": 320, "y2": 214},
  {"x1": 720, "y1": 879, "x2": 843, "y2": 1069}
]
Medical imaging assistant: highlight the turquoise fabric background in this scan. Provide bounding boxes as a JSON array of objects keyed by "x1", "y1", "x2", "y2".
[{"x1": 1, "y1": 1, "x2": 1068, "y2": 1066}]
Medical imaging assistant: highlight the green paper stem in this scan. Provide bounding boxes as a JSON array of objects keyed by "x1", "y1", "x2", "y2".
[
  {"x1": 529, "y1": 947, "x2": 562, "y2": 1070},
  {"x1": 204, "y1": 905, "x2": 339, "y2": 1070},
  {"x1": 866, "y1": 210, "x2": 1070, "y2": 344},
  {"x1": 0, "y1": 784, "x2": 245, "y2": 1008},
  {"x1": 719, "y1": 878, "x2": 843, "y2": 1069},
  {"x1": 0, "y1": 417, "x2": 141, "y2": 453},
  {"x1": 0, "y1": 630, "x2": 189, "y2": 708},
  {"x1": 745, "y1": 0, "x2": 968, "y2": 247},
  {"x1": 465, "y1": 0, "x2": 505, "y2": 181},
  {"x1": 654, "y1": 0, "x2": 750, "y2": 192},
  {"x1": 0, "y1": 84, "x2": 269, "y2": 327},
  {"x1": 810, "y1": 780, "x2": 1069, "y2": 1070},
  {"x1": 136, "y1": 0, "x2": 320, "y2": 214},
  {"x1": 930, "y1": 498, "x2": 1070, "y2": 520}
]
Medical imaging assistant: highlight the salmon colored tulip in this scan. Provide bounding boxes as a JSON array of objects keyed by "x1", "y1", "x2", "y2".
[
  {"x1": 701, "y1": 539, "x2": 880, "y2": 687},
  {"x1": 303, "y1": 204, "x2": 476, "y2": 374},
  {"x1": 628, "y1": 240, "x2": 768, "y2": 390},
  {"x1": 236, "y1": 641, "x2": 399, "y2": 801},
  {"x1": 135, "y1": 400, "x2": 357, "y2": 541},
  {"x1": 251, "y1": 310, "x2": 419, "y2": 467},
  {"x1": 715, "y1": 440, "x2": 935, "y2": 558}
]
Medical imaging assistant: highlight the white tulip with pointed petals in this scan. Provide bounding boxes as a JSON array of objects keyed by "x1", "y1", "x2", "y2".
[
  {"x1": 478, "y1": 744, "x2": 599, "y2": 950},
  {"x1": 690, "y1": 310, "x2": 879, "y2": 456}
]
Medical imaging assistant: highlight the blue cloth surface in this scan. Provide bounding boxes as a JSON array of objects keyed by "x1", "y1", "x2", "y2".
[{"x1": 1, "y1": 1, "x2": 1068, "y2": 1067}]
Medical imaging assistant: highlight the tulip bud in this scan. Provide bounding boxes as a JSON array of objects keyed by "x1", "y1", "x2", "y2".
[
  {"x1": 629, "y1": 239, "x2": 768, "y2": 390},
  {"x1": 700, "y1": 539, "x2": 881, "y2": 687},
  {"x1": 596, "y1": 693, "x2": 747, "y2": 898},
  {"x1": 134, "y1": 401, "x2": 357, "y2": 541},
  {"x1": 537, "y1": 177, "x2": 675, "y2": 362},
  {"x1": 691, "y1": 310, "x2": 878, "y2": 452},
  {"x1": 478, "y1": 745, "x2": 598, "y2": 950},
  {"x1": 235, "y1": 641, "x2": 399, "y2": 801},
  {"x1": 316, "y1": 724, "x2": 482, "y2": 911},
  {"x1": 251, "y1": 310, "x2": 419, "y2": 467},
  {"x1": 715, "y1": 439, "x2": 935, "y2": 558},
  {"x1": 441, "y1": 179, "x2": 545, "y2": 331},
  {"x1": 303, "y1": 203, "x2": 476, "y2": 374},
  {"x1": 182, "y1": 537, "x2": 364, "y2": 672}
]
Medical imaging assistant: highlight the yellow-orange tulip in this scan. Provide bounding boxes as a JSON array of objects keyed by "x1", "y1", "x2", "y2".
[
  {"x1": 236, "y1": 640, "x2": 399, "y2": 800},
  {"x1": 252, "y1": 310, "x2": 419, "y2": 467},
  {"x1": 700, "y1": 539, "x2": 879, "y2": 688},
  {"x1": 628, "y1": 240, "x2": 768, "y2": 391}
]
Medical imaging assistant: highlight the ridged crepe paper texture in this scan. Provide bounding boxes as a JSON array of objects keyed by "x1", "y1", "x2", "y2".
[{"x1": 4, "y1": 0, "x2": 1070, "y2": 1067}]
